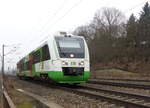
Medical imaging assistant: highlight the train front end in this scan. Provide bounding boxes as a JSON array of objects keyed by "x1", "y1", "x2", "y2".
[{"x1": 49, "y1": 33, "x2": 90, "y2": 84}]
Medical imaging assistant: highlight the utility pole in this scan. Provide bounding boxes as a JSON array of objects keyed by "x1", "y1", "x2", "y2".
[
  {"x1": 1, "y1": 44, "x2": 20, "y2": 108},
  {"x1": 1, "y1": 44, "x2": 4, "y2": 108},
  {"x1": 2, "y1": 44, "x2": 4, "y2": 87}
]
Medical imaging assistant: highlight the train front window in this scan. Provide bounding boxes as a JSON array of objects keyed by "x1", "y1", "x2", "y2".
[
  {"x1": 55, "y1": 37, "x2": 85, "y2": 58},
  {"x1": 59, "y1": 40, "x2": 81, "y2": 48}
]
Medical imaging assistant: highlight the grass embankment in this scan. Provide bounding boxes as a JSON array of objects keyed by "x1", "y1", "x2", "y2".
[
  {"x1": 4, "y1": 76, "x2": 38, "y2": 108},
  {"x1": 91, "y1": 68, "x2": 150, "y2": 80},
  {"x1": 9, "y1": 89, "x2": 36, "y2": 108}
]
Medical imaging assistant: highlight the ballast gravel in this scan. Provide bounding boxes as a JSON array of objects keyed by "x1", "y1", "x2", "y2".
[
  {"x1": 83, "y1": 82, "x2": 150, "y2": 96},
  {"x1": 11, "y1": 78, "x2": 123, "y2": 108}
]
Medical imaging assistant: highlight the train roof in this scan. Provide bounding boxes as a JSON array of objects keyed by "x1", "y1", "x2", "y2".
[
  {"x1": 17, "y1": 32, "x2": 85, "y2": 64},
  {"x1": 32, "y1": 33, "x2": 84, "y2": 52}
]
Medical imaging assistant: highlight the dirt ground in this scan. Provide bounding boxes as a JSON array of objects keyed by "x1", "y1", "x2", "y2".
[
  {"x1": 92, "y1": 62, "x2": 150, "y2": 75},
  {"x1": 90, "y1": 68, "x2": 150, "y2": 80}
]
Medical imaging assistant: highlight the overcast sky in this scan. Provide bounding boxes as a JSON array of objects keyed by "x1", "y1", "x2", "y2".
[{"x1": 0, "y1": 0, "x2": 149, "y2": 70}]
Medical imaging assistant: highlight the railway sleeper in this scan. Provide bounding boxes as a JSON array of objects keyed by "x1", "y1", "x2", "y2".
[
  {"x1": 125, "y1": 98, "x2": 138, "y2": 101},
  {"x1": 132, "y1": 100, "x2": 146, "y2": 103}
]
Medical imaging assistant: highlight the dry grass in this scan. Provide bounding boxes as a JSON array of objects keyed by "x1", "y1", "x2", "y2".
[
  {"x1": 92, "y1": 61, "x2": 150, "y2": 75},
  {"x1": 90, "y1": 68, "x2": 150, "y2": 80},
  {"x1": 3, "y1": 76, "x2": 37, "y2": 108}
]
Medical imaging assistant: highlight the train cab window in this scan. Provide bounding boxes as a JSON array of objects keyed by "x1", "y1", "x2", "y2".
[
  {"x1": 33, "y1": 51, "x2": 41, "y2": 64},
  {"x1": 42, "y1": 45, "x2": 50, "y2": 61}
]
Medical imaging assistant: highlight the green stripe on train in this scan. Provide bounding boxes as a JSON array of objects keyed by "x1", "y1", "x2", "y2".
[{"x1": 20, "y1": 71, "x2": 90, "y2": 83}]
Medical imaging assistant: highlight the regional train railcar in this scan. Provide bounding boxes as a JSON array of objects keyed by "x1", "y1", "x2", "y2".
[{"x1": 17, "y1": 33, "x2": 90, "y2": 84}]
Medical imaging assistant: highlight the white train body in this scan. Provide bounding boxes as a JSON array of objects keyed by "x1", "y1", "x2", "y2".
[{"x1": 17, "y1": 32, "x2": 90, "y2": 84}]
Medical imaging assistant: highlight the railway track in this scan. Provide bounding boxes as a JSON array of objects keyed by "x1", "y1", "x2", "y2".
[
  {"x1": 93, "y1": 78, "x2": 150, "y2": 83},
  {"x1": 54, "y1": 84, "x2": 150, "y2": 108},
  {"x1": 11, "y1": 76, "x2": 150, "y2": 108},
  {"x1": 80, "y1": 85, "x2": 150, "y2": 107},
  {"x1": 88, "y1": 79, "x2": 150, "y2": 89},
  {"x1": 22, "y1": 79, "x2": 150, "y2": 107}
]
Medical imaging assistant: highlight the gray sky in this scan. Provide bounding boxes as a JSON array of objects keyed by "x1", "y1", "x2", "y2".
[{"x1": 0, "y1": 0, "x2": 149, "y2": 70}]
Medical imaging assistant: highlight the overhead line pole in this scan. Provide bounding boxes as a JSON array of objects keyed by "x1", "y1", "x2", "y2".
[
  {"x1": 2, "y1": 44, "x2": 4, "y2": 86},
  {"x1": 1, "y1": 44, "x2": 20, "y2": 108},
  {"x1": 1, "y1": 44, "x2": 4, "y2": 108}
]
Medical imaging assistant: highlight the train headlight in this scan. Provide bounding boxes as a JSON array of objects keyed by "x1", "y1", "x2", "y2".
[
  {"x1": 70, "y1": 54, "x2": 74, "y2": 58},
  {"x1": 62, "y1": 61, "x2": 68, "y2": 65},
  {"x1": 79, "y1": 61, "x2": 84, "y2": 66}
]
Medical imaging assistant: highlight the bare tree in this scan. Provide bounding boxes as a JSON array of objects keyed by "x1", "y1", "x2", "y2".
[
  {"x1": 73, "y1": 7, "x2": 126, "y2": 64},
  {"x1": 73, "y1": 25, "x2": 95, "y2": 42},
  {"x1": 92, "y1": 7, "x2": 126, "y2": 37}
]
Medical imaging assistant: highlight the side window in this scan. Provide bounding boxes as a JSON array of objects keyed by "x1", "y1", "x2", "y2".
[
  {"x1": 21, "y1": 63, "x2": 23, "y2": 71},
  {"x1": 26, "y1": 61, "x2": 29, "y2": 70},
  {"x1": 33, "y1": 51, "x2": 41, "y2": 64},
  {"x1": 42, "y1": 45, "x2": 50, "y2": 61},
  {"x1": 21, "y1": 61, "x2": 24, "y2": 71},
  {"x1": 23, "y1": 63, "x2": 25, "y2": 71}
]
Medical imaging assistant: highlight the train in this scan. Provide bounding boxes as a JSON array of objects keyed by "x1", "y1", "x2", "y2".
[{"x1": 16, "y1": 32, "x2": 90, "y2": 84}]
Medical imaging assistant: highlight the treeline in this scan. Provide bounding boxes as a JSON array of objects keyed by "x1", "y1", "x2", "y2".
[{"x1": 73, "y1": 2, "x2": 150, "y2": 67}]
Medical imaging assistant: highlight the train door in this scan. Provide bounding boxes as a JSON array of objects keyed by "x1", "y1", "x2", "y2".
[{"x1": 29, "y1": 55, "x2": 33, "y2": 76}]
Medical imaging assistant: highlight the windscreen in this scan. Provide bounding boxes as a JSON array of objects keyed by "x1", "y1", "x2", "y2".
[
  {"x1": 55, "y1": 36, "x2": 85, "y2": 58},
  {"x1": 59, "y1": 40, "x2": 80, "y2": 48}
]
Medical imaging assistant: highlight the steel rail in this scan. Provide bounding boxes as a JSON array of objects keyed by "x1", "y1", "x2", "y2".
[
  {"x1": 79, "y1": 85, "x2": 150, "y2": 101},
  {"x1": 88, "y1": 80, "x2": 150, "y2": 89},
  {"x1": 23, "y1": 79, "x2": 150, "y2": 108},
  {"x1": 91, "y1": 78, "x2": 150, "y2": 82},
  {"x1": 56, "y1": 85, "x2": 150, "y2": 108},
  {"x1": 11, "y1": 76, "x2": 150, "y2": 108}
]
